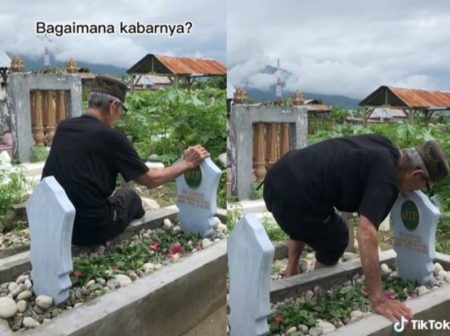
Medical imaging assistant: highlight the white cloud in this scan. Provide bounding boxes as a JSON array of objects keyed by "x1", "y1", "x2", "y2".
[
  {"x1": 0, "y1": 0, "x2": 225, "y2": 69},
  {"x1": 228, "y1": 0, "x2": 450, "y2": 98}
]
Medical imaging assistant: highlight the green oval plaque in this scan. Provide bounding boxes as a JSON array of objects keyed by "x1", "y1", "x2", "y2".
[
  {"x1": 184, "y1": 167, "x2": 202, "y2": 189},
  {"x1": 401, "y1": 200, "x2": 419, "y2": 231}
]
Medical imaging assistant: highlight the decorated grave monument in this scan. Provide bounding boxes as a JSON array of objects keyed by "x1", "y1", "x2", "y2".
[
  {"x1": 176, "y1": 157, "x2": 222, "y2": 237},
  {"x1": 391, "y1": 190, "x2": 440, "y2": 284}
]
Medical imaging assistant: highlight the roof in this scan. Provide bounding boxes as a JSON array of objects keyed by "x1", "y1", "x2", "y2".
[
  {"x1": 368, "y1": 107, "x2": 407, "y2": 119},
  {"x1": 135, "y1": 75, "x2": 172, "y2": 86},
  {"x1": 127, "y1": 54, "x2": 226, "y2": 76},
  {"x1": 305, "y1": 104, "x2": 331, "y2": 113},
  {"x1": 0, "y1": 51, "x2": 11, "y2": 68},
  {"x1": 360, "y1": 86, "x2": 450, "y2": 110}
]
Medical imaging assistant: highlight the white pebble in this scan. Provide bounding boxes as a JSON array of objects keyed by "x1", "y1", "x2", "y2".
[
  {"x1": 380, "y1": 263, "x2": 391, "y2": 275},
  {"x1": 286, "y1": 326, "x2": 297, "y2": 334},
  {"x1": 437, "y1": 270, "x2": 448, "y2": 281},
  {"x1": 417, "y1": 286, "x2": 429, "y2": 296},
  {"x1": 96, "y1": 278, "x2": 106, "y2": 285},
  {"x1": 434, "y1": 263, "x2": 444, "y2": 276},
  {"x1": 143, "y1": 263, "x2": 156, "y2": 273},
  {"x1": 16, "y1": 275, "x2": 29, "y2": 283},
  {"x1": 113, "y1": 274, "x2": 132, "y2": 287},
  {"x1": 163, "y1": 218, "x2": 173, "y2": 230},
  {"x1": 11, "y1": 283, "x2": 26, "y2": 297},
  {"x1": 351, "y1": 310, "x2": 363, "y2": 321},
  {"x1": 317, "y1": 320, "x2": 336, "y2": 333},
  {"x1": 24, "y1": 279, "x2": 33, "y2": 290},
  {"x1": 35, "y1": 295, "x2": 53, "y2": 309},
  {"x1": 23, "y1": 317, "x2": 40, "y2": 328},
  {"x1": 0, "y1": 297, "x2": 17, "y2": 318},
  {"x1": 8, "y1": 282, "x2": 18, "y2": 294},
  {"x1": 305, "y1": 290, "x2": 314, "y2": 301},
  {"x1": 17, "y1": 290, "x2": 32, "y2": 300},
  {"x1": 201, "y1": 238, "x2": 212, "y2": 249},
  {"x1": 172, "y1": 226, "x2": 182, "y2": 234},
  {"x1": 74, "y1": 303, "x2": 84, "y2": 308},
  {"x1": 86, "y1": 280, "x2": 95, "y2": 287},
  {"x1": 17, "y1": 300, "x2": 27, "y2": 313}
]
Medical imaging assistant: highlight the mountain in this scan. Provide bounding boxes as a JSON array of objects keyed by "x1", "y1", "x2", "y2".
[
  {"x1": 15, "y1": 54, "x2": 128, "y2": 77},
  {"x1": 245, "y1": 87, "x2": 361, "y2": 109}
]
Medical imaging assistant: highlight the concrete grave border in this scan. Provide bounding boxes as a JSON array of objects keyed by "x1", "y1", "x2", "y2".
[
  {"x1": 270, "y1": 250, "x2": 450, "y2": 336},
  {"x1": 0, "y1": 206, "x2": 227, "y2": 335}
]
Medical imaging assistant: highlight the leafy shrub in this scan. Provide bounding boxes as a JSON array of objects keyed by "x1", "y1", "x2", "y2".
[{"x1": 0, "y1": 169, "x2": 30, "y2": 225}]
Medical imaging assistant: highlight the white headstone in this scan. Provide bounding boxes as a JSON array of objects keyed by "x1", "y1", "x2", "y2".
[
  {"x1": 0, "y1": 151, "x2": 11, "y2": 169},
  {"x1": 26, "y1": 176, "x2": 75, "y2": 304},
  {"x1": 228, "y1": 214, "x2": 275, "y2": 336},
  {"x1": 176, "y1": 158, "x2": 222, "y2": 237},
  {"x1": 391, "y1": 191, "x2": 440, "y2": 284}
]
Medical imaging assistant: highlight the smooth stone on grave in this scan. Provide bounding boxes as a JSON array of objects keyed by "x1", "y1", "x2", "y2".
[
  {"x1": 23, "y1": 317, "x2": 40, "y2": 328},
  {"x1": 0, "y1": 297, "x2": 18, "y2": 318},
  {"x1": 36, "y1": 295, "x2": 53, "y2": 310},
  {"x1": 391, "y1": 191, "x2": 440, "y2": 284},
  {"x1": 26, "y1": 176, "x2": 76, "y2": 305},
  {"x1": 176, "y1": 158, "x2": 222, "y2": 237},
  {"x1": 17, "y1": 300, "x2": 27, "y2": 313},
  {"x1": 228, "y1": 214, "x2": 275, "y2": 336}
]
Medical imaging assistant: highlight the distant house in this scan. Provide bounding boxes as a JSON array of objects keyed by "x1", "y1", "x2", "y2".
[
  {"x1": 359, "y1": 86, "x2": 450, "y2": 124},
  {"x1": 132, "y1": 74, "x2": 172, "y2": 90},
  {"x1": 367, "y1": 107, "x2": 407, "y2": 123},
  {"x1": 127, "y1": 54, "x2": 226, "y2": 90}
]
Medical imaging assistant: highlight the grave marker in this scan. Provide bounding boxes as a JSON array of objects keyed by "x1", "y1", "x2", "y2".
[
  {"x1": 228, "y1": 214, "x2": 275, "y2": 336},
  {"x1": 391, "y1": 190, "x2": 440, "y2": 284},
  {"x1": 26, "y1": 176, "x2": 75, "y2": 304},
  {"x1": 175, "y1": 158, "x2": 222, "y2": 237}
]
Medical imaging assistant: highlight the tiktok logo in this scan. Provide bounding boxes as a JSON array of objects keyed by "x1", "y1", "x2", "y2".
[{"x1": 393, "y1": 316, "x2": 407, "y2": 333}]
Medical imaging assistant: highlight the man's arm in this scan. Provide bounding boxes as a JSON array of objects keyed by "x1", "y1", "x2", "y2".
[
  {"x1": 134, "y1": 145, "x2": 209, "y2": 189},
  {"x1": 357, "y1": 215, "x2": 413, "y2": 323}
]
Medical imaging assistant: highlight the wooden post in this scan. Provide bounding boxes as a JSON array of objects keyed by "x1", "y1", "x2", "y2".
[
  {"x1": 252, "y1": 124, "x2": 257, "y2": 170},
  {"x1": 56, "y1": 90, "x2": 66, "y2": 123},
  {"x1": 46, "y1": 91, "x2": 56, "y2": 145},
  {"x1": 30, "y1": 91, "x2": 37, "y2": 128},
  {"x1": 267, "y1": 123, "x2": 278, "y2": 169},
  {"x1": 34, "y1": 91, "x2": 45, "y2": 147},
  {"x1": 280, "y1": 123, "x2": 290, "y2": 156},
  {"x1": 254, "y1": 123, "x2": 267, "y2": 182}
]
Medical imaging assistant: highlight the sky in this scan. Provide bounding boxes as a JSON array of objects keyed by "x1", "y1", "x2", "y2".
[
  {"x1": 0, "y1": 0, "x2": 226, "y2": 70},
  {"x1": 227, "y1": 0, "x2": 450, "y2": 99}
]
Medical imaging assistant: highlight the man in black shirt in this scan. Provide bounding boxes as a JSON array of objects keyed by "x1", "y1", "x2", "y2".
[
  {"x1": 43, "y1": 76, "x2": 209, "y2": 246},
  {"x1": 263, "y1": 134, "x2": 448, "y2": 323}
]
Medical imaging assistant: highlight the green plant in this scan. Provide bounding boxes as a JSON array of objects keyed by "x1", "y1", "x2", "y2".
[
  {"x1": 261, "y1": 216, "x2": 287, "y2": 241},
  {"x1": 31, "y1": 146, "x2": 49, "y2": 162},
  {"x1": 0, "y1": 169, "x2": 30, "y2": 226}
]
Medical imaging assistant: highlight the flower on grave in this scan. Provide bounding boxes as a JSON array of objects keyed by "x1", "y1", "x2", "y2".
[
  {"x1": 273, "y1": 315, "x2": 283, "y2": 324},
  {"x1": 112, "y1": 264, "x2": 120, "y2": 271},
  {"x1": 313, "y1": 285, "x2": 325, "y2": 296},
  {"x1": 72, "y1": 270, "x2": 82, "y2": 278},
  {"x1": 195, "y1": 244, "x2": 203, "y2": 251},
  {"x1": 169, "y1": 244, "x2": 184, "y2": 255},
  {"x1": 149, "y1": 241, "x2": 160, "y2": 252},
  {"x1": 383, "y1": 292, "x2": 396, "y2": 300}
]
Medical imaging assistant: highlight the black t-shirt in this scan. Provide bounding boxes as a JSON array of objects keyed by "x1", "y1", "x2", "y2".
[
  {"x1": 42, "y1": 114, "x2": 149, "y2": 229},
  {"x1": 264, "y1": 134, "x2": 400, "y2": 229}
]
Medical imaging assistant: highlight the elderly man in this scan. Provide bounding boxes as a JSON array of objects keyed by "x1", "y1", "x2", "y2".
[
  {"x1": 43, "y1": 75, "x2": 208, "y2": 246},
  {"x1": 263, "y1": 134, "x2": 448, "y2": 323}
]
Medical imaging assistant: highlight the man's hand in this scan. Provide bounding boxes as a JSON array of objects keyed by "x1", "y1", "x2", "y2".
[
  {"x1": 372, "y1": 298, "x2": 413, "y2": 324},
  {"x1": 182, "y1": 145, "x2": 210, "y2": 169},
  {"x1": 357, "y1": 215, "x2": 413, "y2": 324}
]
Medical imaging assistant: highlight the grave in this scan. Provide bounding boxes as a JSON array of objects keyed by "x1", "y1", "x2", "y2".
[
  {"x1": 228, "y1": 214, "x2": 275, "y2": 336},
  {"x1": 26, "y1": 176, "x2": 75, "y2": 304},
  {"x1": 391, "y1": 190, "x2": 440, "y2": 284},
  {"x1": 229, "y1": 103, "x2": 308, "y2": 199},
  {"x1": 176, "y1": 158, "x2": 222, "y2": 237},
  {"x1": 7, "y1": 73, "x2": 82, "y2": 162}
]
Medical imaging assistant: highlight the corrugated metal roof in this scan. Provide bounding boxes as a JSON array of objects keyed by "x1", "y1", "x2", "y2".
[
  {"x1": 369, "y1": 107, "x2": 407, "y2": 119},
  {"x1": 0, "y1": 51, "x2": 11, "y2": 68},
  {"x1": 127, "y1": 54, "x2": 226, "y2": 76},
  {"x1": 305, "y1": 104, "x2": 331, "y2": 113},
  {"x1": 389, "y1": 87, "x2": 450, "y2": 109},
  {"x1": 360, "y1": 86, "x2": 450, "y2": 109}
]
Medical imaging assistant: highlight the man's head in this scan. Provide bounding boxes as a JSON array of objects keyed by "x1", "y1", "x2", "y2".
[
  {"x1": 88, "y1": 75, "x2": 128, "y2": 126},
  {"x1": 398, "y1": 141, "x2": 449, "y2": 193}
]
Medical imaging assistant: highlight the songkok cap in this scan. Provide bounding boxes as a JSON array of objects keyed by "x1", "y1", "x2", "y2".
[
  {"x1": 91, "y1": 75, "x2": 128, "y2": 111},
  {"x1": 415, "y1": 141, "x2": 449, "y2": 183}
]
